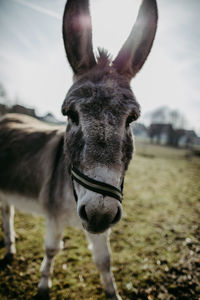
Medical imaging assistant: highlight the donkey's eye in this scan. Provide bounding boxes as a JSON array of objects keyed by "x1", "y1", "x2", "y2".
[
  {"x1": 66, "y1": 110, "x2": 79, "y2": 125},
  {"x1": 126, "y1": 113, "x2": 138, "y2": 127}
]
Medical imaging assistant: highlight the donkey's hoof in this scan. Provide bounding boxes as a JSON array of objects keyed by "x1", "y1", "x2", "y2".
[
  {"x1": 0, "y1": 253, "x2": 15, "y2": 269},
  {"x1": 35, "y1": 288, "x2": 50, "y2": 300}
]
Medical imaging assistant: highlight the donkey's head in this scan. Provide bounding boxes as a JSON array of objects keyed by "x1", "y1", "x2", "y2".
[{"x1": 62, "y1": 0, "x2": 158, "y2": 233}]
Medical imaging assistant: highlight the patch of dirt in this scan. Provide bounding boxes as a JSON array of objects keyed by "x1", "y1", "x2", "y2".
[{"x1": 127, "y1": 226, "x2": 200, "y2": 300}]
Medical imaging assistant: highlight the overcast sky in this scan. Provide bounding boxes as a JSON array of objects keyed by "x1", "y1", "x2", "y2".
[{"x1": 0, "y1": 0, "x2": 199, "y2": 134}]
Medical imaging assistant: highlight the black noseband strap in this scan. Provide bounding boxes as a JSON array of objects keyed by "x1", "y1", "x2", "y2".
[{"x1": 71, "y1": 167, "x2": 123, "y2": 202}]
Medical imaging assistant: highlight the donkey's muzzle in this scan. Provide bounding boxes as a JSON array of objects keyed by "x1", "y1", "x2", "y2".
[
  {"x1": 72, "y1": 166, "x2": 123, "y2": 233},
  {"x1": 78, "y1": 197, "x2": 122, "y2": 234},
  {"x1": 71, "y1": 167, "x2": 122, "y2": 202}
]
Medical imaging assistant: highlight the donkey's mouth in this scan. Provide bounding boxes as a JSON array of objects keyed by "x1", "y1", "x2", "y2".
[
  {"x1": 81, "y1": 207, "x2": 122, "y2": 234},
  {"x1": 82, "y1": 221, "x2": 111, "y2": 234}
]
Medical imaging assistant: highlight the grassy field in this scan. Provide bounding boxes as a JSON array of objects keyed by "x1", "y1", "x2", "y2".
[{"x1": 0, "y1": 142, "x2": 200, "y2": 300}]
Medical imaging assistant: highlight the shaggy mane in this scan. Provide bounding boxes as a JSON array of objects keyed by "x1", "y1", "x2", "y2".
[{"x1": 96, "y1": 48, "x2": 112, "y2": 67}]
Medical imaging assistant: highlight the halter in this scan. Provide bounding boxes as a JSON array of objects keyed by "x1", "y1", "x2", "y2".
[{"x1": 71, "y1": 167, "x2": 123, "y2": 203}]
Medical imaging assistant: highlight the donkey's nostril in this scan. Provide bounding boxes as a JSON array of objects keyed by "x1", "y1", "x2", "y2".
[
  {"x1": 111, "y1": 207, "x2": 122, "y2": 225},
  {"x1": 79, "y1": 205, "x2": 88, "y2": 222}
]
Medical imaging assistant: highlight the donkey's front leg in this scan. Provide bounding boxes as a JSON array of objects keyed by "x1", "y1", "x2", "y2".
[
  {"x1": 1, "y1": 203, "x2": 16, "y2": 263},
  {"x1": 86, "y1": 230, "x2": 121, "y2": 300},
  {"x1": 38, "y1": 217, "x2": 64, "y2": 295}
]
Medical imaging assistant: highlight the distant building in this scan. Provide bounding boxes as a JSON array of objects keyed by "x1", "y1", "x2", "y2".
[
  {"x1": 149, "y1": 123, "x2": 173, "y2": 145},
  {"x1": 132, "y1": 123, "x2": 149, "y2": 142},
  {"x1": 0, "y1": 104, "x2": 7, "y2": 116},
  {"x1": 148, "y1": 123, "x2": 199, "y2": 148},
  {"x1": 0, "y1": 103, "x2": 64, "y2": 125},
  {"x1": 177, "y1": 130, "x2": 198, "y2": 148},
  {"x1": 39, "y1": 113, "x2": 65, "y2": 125},
  {"x1": 10, "y1": 104, "x2": 36, "y2": 117},
  {"x1": 0, "y1": 103, "x2": 36, "y2": 118}
]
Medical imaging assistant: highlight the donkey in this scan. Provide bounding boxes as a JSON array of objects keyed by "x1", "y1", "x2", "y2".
[{"x1": 0, "y1": 0, "x2": 158, "y2": 299}]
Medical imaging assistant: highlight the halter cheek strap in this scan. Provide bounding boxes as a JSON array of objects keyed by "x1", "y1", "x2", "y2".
[{"x1": 71, "y1": 167, "x2": 123, "y2": 203}]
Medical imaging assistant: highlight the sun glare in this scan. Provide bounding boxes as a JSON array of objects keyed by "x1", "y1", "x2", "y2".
[{"x1": 90, "y1": 0, "x2": 140, "y2": 58}]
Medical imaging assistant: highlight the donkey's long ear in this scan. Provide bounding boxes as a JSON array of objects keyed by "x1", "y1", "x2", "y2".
[
  {"x1": 63, "y1": 0, "x2": 96, "y2": 76},
  {"x1": 113, "y1": 0, "x2": 158, "y2": 80}
]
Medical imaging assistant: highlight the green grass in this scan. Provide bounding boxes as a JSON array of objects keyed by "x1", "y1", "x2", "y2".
[{"x1": 0, "y1": 142, "x2": 200, "y2": 299}]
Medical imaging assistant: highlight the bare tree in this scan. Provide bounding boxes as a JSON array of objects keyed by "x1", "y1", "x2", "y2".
[
  {"x1": 168, "y1": 109, "x2": 187, "y2": 129},
  {"x1": 147, "y1": 106, "x2": 187, "y2": 129},
  {"x1": 147, "y1": 106, "x2": 169, "y2": 124},
  {"x1": 147, "y1": 106, "x2": 189, "y2": 147}
]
